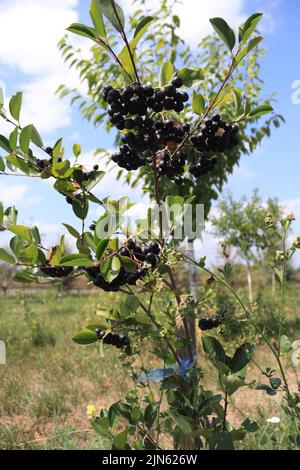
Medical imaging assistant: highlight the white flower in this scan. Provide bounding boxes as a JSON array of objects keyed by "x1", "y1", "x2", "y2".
[
  {"x1": 292, "y1": 340, "x2": 300, "y2": 349},
  {"x1": 266, "y1": 416, "x2": 280, "y2": 424},
  {"x1": 292, "y1": 349, "x2": 300, "y2": 366}
]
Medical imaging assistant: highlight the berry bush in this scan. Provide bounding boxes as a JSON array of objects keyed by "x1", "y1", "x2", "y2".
[{"x1": 0, "y1": 0, "x2": 299, "y2": 451}]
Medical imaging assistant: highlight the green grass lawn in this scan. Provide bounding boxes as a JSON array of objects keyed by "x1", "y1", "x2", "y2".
[
  {"x1": 0, "y1": 284, "x2": 299, "y2": 450},
  {"x1": 0, "y1": 289, "x2": 130, "y2": 449}
]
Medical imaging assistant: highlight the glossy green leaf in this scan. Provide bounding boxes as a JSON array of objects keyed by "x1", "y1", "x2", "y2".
[
  {"x1": 90, "y1": 0, "x2": 106, "y2": 37},
  {"x1": 73, "y1": 143, "x2": 81, "y2": 157},
  {"x1": 31, "y1": 126, "x2": 44, "y2": 147},
  {"x1": 160, "y1": 61, "x2": 174, "y2": 86},
  {"x1": 248, "y1": 104, "x2": 273, "y2": 119},
  {"x1": 19, "y1": 244, "x2": 39, "y2": 264},
  {"x1": 101, "y1": 0, "x2": 125, "y2": 34},
  {"x1": 96, "y1": 239, "x2": 109, "y2": 260},
  {"x1": 234, "y1": 36, "x2": 263, "y2": 67},
  {"x1": 8, "y1": 224, "x2": 32, "y2": 242},
  {"x1": 239, "y1": 13, "x2": 263, "y2": 43},
  {"x1": 202, "y1": 336, "x2": 226, "y2": 364},
  {"x1": 210, "y1": 17, "x2": 236, "y2": 51},
  {"x1": 0, "y1": 135, "x2": 12, "y2": 153},
  {"x1": 63, "y1": 223, "x2": 80, "y2": 239},
  {"x1": 82, "y1": 170, "x2": 105, "y2": 191},
  {"x1": 60, "y1": 254, "x2": 94, "y2": 266},
  {"x1": 230, "y1": 343, "x2": 254, "y2": 373},
  {"x1": 67, "y1": 23, "x2": 98, "y2": 41},
  {"x1": 144, "y1": 403, "x2": 158, "y2": 429},
  {"x1": 176, "y1": 67, "x2": 204, "y2": 87},
  {"x1": 20, "y1": 125, "x2": 32, "y2": 153},
  {"x1": 132, "y1": 16, "x2": 155, "y2": 47},
  {"x1": 9, "y1": 92, "x2": 22, "y2": 121},
  {"x1": 192, "y1": 90, "x2": 205, "y2": 115},
  {"x1": 72, "y1": 329, "x2": 98, "y2": 345},
  {"x1": 113, "y1": 429, "x2": 128, "y2": 450},
  {"x1": 0, "y1": 248, "x2": 15, "y2": 264}
]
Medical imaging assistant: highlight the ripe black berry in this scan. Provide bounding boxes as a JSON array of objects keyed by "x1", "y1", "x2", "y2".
[
  {"x1": 172, "y1": 76, "x2": 184, "y2": 88},
  {"x1": 93, "y1": 164, "x2": 99, "y2": 171}
]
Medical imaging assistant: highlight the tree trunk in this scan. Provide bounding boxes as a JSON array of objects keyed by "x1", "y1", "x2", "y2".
[
  {"x1": 186, "y1": 239, "x2": 198, "y2": 301},
  {"x1": 246, "y1": 259, "x2": 253, "y2": 304}
]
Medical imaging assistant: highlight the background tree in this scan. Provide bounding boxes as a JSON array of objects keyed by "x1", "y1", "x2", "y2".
[
  {"x1": 210, "y1": 189, "x2": 283, "y2": 303},
  {"x1": 57, "y1": 0, "x2": 284, "y2": 299}
]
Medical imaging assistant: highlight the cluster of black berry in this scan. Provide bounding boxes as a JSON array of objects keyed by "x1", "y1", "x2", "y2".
[
  {"x1": 198, "y1": 314, "x2": 223, "y2": 331},
  {"x1": 188, "y1": 156, "x2": 217, "y2": 178},
  {"x1": 111, "y1": 118, "x2": 191, "y2": 176},
  {"x1": 40, "y1": 265, "x2": 73, "y2": 278},
  {"x1": 102, "y1": 77, "x2": 187, "y2": 129},
  {"x1": 191, "y1": 115, "x2": 239, "y2": 154},
  {"x1": 84, "y1": 241, "x2": 161, "y2": 291},
  {"x1": 95, "y1": 328, "x2": 131, "y2": 354}
]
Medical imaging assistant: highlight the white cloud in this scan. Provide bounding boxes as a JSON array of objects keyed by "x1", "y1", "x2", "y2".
[
  {"x1": 0, "y1": 181, "x2": 41, "y2": 206},
  {"x1": 121, "y1": 0, "x2": 246, "y2": 47},
  {"x1": 0, "y1": 0, "x2": 79, "y2": 75},
  {"x1": 0, "y1": 0, "x2": 90, "y2": 135}
]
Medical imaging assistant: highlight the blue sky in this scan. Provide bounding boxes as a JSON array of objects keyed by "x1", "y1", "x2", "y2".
[{"x1": 0, "y1": 0, "x2": 299, "y2": 264}]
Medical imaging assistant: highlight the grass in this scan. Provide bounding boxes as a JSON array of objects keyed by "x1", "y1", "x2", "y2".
[{"x1": 0, "y1": 283, "x2": 299, "y2": 450}]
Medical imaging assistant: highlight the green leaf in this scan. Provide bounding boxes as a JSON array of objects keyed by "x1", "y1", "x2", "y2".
[
  {"x1": 248, "y1": 104, "x2": 273, "y2": 119},
  {"x1": 279, "y1": 335, "x2": 292, "y2": 353},
  {"x1": 31, "y1": 126, "x2": 44, "y2": 147},
  {"x1": 160, "y1": 61, "x2": 174, "y2": 86},
  {"x1": 0, "y1": 86, "x2": 3, "y2": 108},
  {"x1": 209, "y1": 432, "x2": 234, "y2": 450},
  {"x1": 82, "y1": 170, "x2": 105, "y2": 191},
  {"x1": 210, "y1": 17, "x2": 236, "y2": 51},
  {"x1": 13, "y1": 270, "x2": 38, "y2": 284},
  {"x1": 239, "y1": 13, "x2": 263, "y2": 43},
  {"x1": 0, "y1": 135, "x2": 12, "y2": 153},
  {"x1": 73, "y1": 143, "x2": 81, "y2": 158},
  {"x1": 234, "y1": 36, "x2": 264, "y2": 67},
  {"x1": 242, "y1": 418, "x2": 259, "y2": 432},
  {"x1": 132, "y1": 16, "x2": 155, "y2": 47},
  {"x1": 176, "y1": 67, "x2": 204, "y2": 87},
  {"x1": 0, "y1": 156, "x2": 5, "y2": 171},
  {"x1": 9, "y1": 92, "x2": 22, "y2": 121},
  {"x1": 9, "y1": 128, "x2": 18, "y2": 150},
  {"x1": 67, "y1": 23, "x2": 98, "y2": 41},
  {"x1": 63, "y1": 223, "x2": 80, "y2": 239},
  {"x1": 113, "y1": 429, "x2": 128, "y2": 450},
  {"x1": 0, "y1": 248, "x2": 15, "y2": 264},
  {"x1": 95, "y1": 239, "x2": 109, "y2": 260},
  {"x1": 202, "y1": 336, "x2": 226, "y2": 364},
  {"x1": 19, "y1": 244, "x2": 39, "y2": 264},
  {"x1": 8, "y1": 224, "x2": 32, "y2": 242},
  {"x1": 101, "y1": 0, "x2": 125, "y2": 34},
  {"x1": 72, "y1": 329, "x2": 98, "y2": 345},
  {"x1": 169, "y1": 411, "x2": 193, "y2": 434},
  {"x1": 60, "y1": 254, "x2": 94, "y2": 267},
  {"x1": 192, "y1": 90, "x2": 205, "y2": 115},
  {"x1": 72, "y1": 197, "x2": 89, "y2": 220},
  {"x1": 230, "y1": 343, "x2": 254, "y2": 373},
  {"x1": 20, "y1": 125, "x2": 32, "y2": 153},
  {"x1": 144, "y1": 403, "x2": 158, "y2": 429},
  {"x1": 52, "y1": 160, "x2": 73, "y2": 179},
  {"x1": 52, "y1": 138, "x2": 63, "y2": 165},
  {"x1": 90, "y1": 0, "x2": 106, "y2": 37},
  {"x1": 100, "y1": 256, "x2": 121, "y2": 282},
  {"x1": 125, "y1": 294, "x2": 140, "y2": 312}
]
